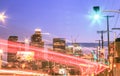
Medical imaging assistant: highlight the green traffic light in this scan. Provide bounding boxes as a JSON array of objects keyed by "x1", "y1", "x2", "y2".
[
  {"x1": 88, "y1": 11, "x2": 103, "y2": 25},
  {"x1": 93, "y1": 6, "x2": 100, "y2": 13},
  {"x1": 92, "y1": 6, "x2": 102, "y2": 23},
  {"x1": 87, "y1": 6, "x2": 103, "y2": 25},
  {"x1": 93, "y1": 14, "x2": 100, "y2": 20}
]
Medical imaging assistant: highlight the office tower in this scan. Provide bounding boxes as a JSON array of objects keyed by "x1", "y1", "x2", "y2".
[
  {"x1": 7, "y1": 36, "x2": 18, "y2": 62},
  {"x1": 30, "y1": 29, "x2": 44, "y2": 48},
  {"x1": 53, "y1": 38, "x2": 66, "y2": 53}
]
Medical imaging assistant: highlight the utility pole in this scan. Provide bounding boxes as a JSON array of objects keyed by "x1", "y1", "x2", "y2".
[
  {"x1": 96, "y1": 40, "x2": 101, "y2": 48},
  {"x1": 105, "y1": 16, "x2": 114, "y2": 56},
  {"x1": 105, "y1": 15, "x2": 114, "y2": 76},
  {"x1": 97, "y1": 31, "x2": 106, "y2": 49}
]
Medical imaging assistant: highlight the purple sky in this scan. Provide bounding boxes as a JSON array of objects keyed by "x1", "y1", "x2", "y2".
[{"x1": 0, "y1": 0, "x2": 120, "y2": 43}]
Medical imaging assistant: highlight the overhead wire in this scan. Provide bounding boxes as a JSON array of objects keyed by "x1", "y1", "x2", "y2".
[
  {"x1": 117, "y1": 0, "x2": 120, "y2": 38},
  {"x1": 109, "y1": 0, "x2": 120, "y2": 38}
]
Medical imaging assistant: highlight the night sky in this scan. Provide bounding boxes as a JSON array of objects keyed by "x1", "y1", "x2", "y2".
[{"x1": 0, "y1": 0, "x2": 120, "y2": 43}]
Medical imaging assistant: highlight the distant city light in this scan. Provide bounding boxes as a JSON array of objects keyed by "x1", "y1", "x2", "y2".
[
  {"x1": 0, "y1": 49, "x2": 3, "y2": 53},
  {"x1": 25, "y1": 38, "x2": 29, "y2": 44}
]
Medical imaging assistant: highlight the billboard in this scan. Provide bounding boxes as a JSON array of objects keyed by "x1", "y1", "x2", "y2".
[{"x1": 17, "y1": 51, "x2": 34, "y2": 61}]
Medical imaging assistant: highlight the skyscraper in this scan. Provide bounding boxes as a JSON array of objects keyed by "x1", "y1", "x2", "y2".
[
  {"x1": 8, "y1": 36, "x2": 18, "y2": 42},
  {"x1": 7, "y1": 36, "x2": 18, "y2": 62},
  {"x1": 53, "y1": 38, "x2": 66, "y2": 53},
  {"x1": 30, "y1": 28, "x2": 44, "y2": 48},
  {"x1": 30, "y1": 29, "x2": 44, "y2": 69}
]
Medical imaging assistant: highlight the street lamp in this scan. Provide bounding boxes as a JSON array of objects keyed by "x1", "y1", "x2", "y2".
[{"x1": 0, "y1": 11, "x2": 7, "y2": 24}]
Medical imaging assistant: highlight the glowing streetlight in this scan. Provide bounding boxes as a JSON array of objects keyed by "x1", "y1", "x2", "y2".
[{"x1": 0, "y1": 12, "x2": 7, "y2": 24}]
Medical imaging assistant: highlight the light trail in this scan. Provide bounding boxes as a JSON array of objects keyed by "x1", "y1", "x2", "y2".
[
  {"x1": 0, "y1": 39, "x2": 108, "y2": 75},
  {"x1": 0, "y1": 69, "x2": 48, "y2": 76}
]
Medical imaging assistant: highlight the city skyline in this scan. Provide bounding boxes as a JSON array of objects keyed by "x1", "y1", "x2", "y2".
[{"x1": 0, "y1": 0, "x2": 120, "y2": 43}]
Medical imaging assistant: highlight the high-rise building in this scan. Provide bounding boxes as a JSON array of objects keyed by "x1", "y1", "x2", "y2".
[
  {"x1": 30, "y1": 28, "x2": 44, "y2": 48},
  {"x1": 53, "y1": 38, "x2": 66, "y2": 53},
  {"x1": 7, "y1": 36, "x2": 18, "y2": 62},
  {"x1": 8, "y1": 36, "x2": 18, "y2": 42},
  {"x1": 30, "y1": 29, "x2": 45, "y2": 69}
]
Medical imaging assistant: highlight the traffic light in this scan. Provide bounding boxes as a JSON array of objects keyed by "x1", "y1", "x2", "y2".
[
  {"x1": 93, "y1": 6, "x2": 100, "y2": 13},
  {"x1": 88, "y1": 6, "x2": 102, "y2": 24},
  {"x1": 93, "y1": 14, "x2": 100, "y2": 20},
  {"x1": 92, "y1": 6, "x2": 102, "y2": 22}
]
